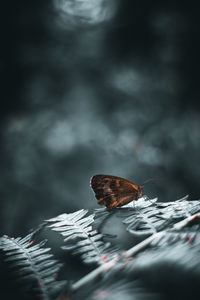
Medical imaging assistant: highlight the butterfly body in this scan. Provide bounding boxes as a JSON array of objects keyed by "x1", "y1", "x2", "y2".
[{"x1": 90, "y1": 175, "x2": 143, "y2": 210}]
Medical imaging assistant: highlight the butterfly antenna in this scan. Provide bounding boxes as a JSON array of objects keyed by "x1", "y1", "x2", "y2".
[{"x1": 142, "y1": 178, "x2": 157, "y2": 185}]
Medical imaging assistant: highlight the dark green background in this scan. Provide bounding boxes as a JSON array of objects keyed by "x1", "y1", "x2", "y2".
[{"x1": 1, "y1": 0, "x2": 200, "y2": 236}]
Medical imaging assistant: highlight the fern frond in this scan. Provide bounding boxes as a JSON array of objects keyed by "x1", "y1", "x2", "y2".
[
  {"x1": 95, "y1": 198, "x2": 164, "y2": 237},
  {"x1": 0, "y1": 233, "x2": 66, "y2": 300},
  {"x1": 125, "y1": 196, "x2": 200, "y2": 236},
  {"x1": 150, "y1": 228, "x2": 198, "y2": 249},
  {"x1": 156, "y1": 195, "x2": 200, "y2": 218},
  {"x1": 47, "y1": 209, "x2": 113, "y2": 265},
  {"x1": 94, "y1": 197, "x2": 200, "y2": 244}
]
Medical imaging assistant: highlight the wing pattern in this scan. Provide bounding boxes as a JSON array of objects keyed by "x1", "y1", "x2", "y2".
[{"x1": 90, "y1": 175, "x2": 143, "y2": 210}]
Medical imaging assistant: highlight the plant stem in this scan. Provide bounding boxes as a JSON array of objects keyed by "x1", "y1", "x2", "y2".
[
  {"x1": 124, "y1": 213, "x2": 200, "y2": 257},
  {"x1": 124, "y1": 231, "x2": 165, "y2": 258},
  {"x1": 71, "y1": 255, "x2": 119, "y2": 292},
  {"x1": 172, "y1": 213, "x2": 200, "y2": 230}
]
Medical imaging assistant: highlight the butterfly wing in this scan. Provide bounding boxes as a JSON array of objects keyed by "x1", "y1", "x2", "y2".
[{"x1": 90, "y1": 175, "x2": 142, "y2": 210}]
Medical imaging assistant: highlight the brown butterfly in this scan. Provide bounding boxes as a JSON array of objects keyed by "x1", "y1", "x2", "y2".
[{"x1": 90, "y1": 174, "x2": 143, "y2": 210}]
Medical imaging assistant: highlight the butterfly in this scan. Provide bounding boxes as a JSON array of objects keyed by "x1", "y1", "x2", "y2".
[{"x1": 90, "y1": 174, "x2": 144, "y2": 210}]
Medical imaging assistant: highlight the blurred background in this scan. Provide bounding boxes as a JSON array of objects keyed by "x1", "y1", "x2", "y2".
[{"x1": 1, "y1": 0, "x2": 200, "y2": 236}]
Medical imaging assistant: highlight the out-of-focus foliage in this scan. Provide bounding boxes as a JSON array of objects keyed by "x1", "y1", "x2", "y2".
[
  {"x1": 1, "y1": 1, "x2": 200, "y2": 244},
  {"x1": 0, "y1": 233, "x2": 66, "y2": 300}
]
